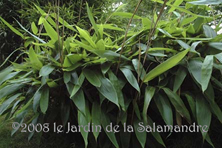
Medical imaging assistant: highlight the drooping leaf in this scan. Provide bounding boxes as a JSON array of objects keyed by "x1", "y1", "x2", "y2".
[
  {"x1": 142, "y1": 86, "x2": 155, "y2": 122},
  {"x1": 29, "y1": 47, "x2": 43, "y2": 70},
  {"x1": 201, "y1": 55, "x2": 213, "y2": 92},
  {"x1": 134, "y1": 118, "x2": 147, "y2": 148},
  {"x1": 31, "y1": 22, "x2": 38, "y2": 34},
  {"x1": 40, "y1": 87, "x2": 49, "y2": 114},
  {"x1": 188, "y1": 58, "x2": 202, "y2": 85},
  {"x1": 196, "y1": 96, "x2": 211, "y2": 140},
  {"x1": 173, "y1": 67, "x2": 187, "y2": 92},
  {"x1": 101, "y1": 111, "x2": 119, "y2": 148},
  {"x1": 120, "y1": 68, "x2": 140, "y2": 92},
  {"x1": 83, "y1": 69, "x2": 101, "y2": 87},
  {"x1": 108, "y1": 70, "x2": 125, "y2": 111},
  {"x1": 203, "y1": 25, "x2": 217, "y2": 38},
  {"x1": 209, "y1": 42, "x2": 222, "y2": 50},
  {"x1": 97, "y1": 76, "x2": 119, "y2": 107},
  {"x1": 71, "y1": 89, "x2": 86, "y2": 115},
  {"x1": 163, "y1": 88, "x2": 191, "y2": 123},
  {"x1": 155, "y1": 94, "x2": 173, "y2": 126},
  {"x1": 39, "y1": 65, "x2": 55, "y2": 77},
  {"x1": 92, "y1": 102, "x2": 101, "y2": 141}
]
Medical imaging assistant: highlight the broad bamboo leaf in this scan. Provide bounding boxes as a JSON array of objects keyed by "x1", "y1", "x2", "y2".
[
  {"x1": 188, "y1": 58, "x2": 202, "y2": 85},
  {"x1": 40, "y1": 87, "x2": 49, "y2": 114},
  {"x1": 203, "y1": 25, "x2": 217, "y2": 38},
  {"x1": 134, "y1": 119, "x2": 147, "y2": 148},
  {"x1": 196, "y1": 96, "x2": 211, "y2": 140},
  {"x1": 163, "y1": 88, "x2": 191, "y2": 123},
  {"x1": 92, "y1": 102, "x2": 101, "y2": 141},
  {"x1": 144, "y1": 49, "x2": 189, "y2": 82},
  {"x1": 155, "y1": 94, "x2": 173, "y2": 126},
  {"x1": 201, "y1": 55, "x2": 213, "y2": 92},
  {"x1": 31, "y1": 22, "x2": 38, "y2": 34},
  {"x1": 71, "y1": 89, "x2": 86, "y2": 115},
  {"x1": 173, "y1": 67, "x2": 187, "y2": 92},
  {"x1": 39, "y1": 65, "x2": 55, "y2": 77},
  {"x1": 132, "y1": 59, "x2": 146, "y2": 80},
  {"x1": 70, "y1": 73, "x2": 85, "y2": 97},
  {"x1": 78, "y1": 110, "x2": 89, "y2": 148},
  {"x1": 101, "y1": 112, "x2": 119, "y2": 148},
  {"x1": 43, "y1": 19, "x2": 58, "y2": 41},
  {"x1": 184, "y1": 93, "x2": 196, "y2": 119},
  {"x1": 108, "y1": 70, "x2": 125, "y2": 111},
  {"x1": 97, "y1": 76, "x2": 119, "y2": 107},
  {"x1": 147, "y1": 116, "x2": 166, "y2": 147},
  {"x1": 209, "y1": 42, "x2": 222, "y2": 50},
  {"x1": 83, "y1": 69, "x2": 101, "y2": 87},
  {"x1": 29, "y1": 47, "x2": 43, "y2": 70},
  {"x1": 142, "y1": 86, "x2": 155, "y2": 122},
  {"x1": 120, "y1": 68, "x2": 140, "y2": 92}
]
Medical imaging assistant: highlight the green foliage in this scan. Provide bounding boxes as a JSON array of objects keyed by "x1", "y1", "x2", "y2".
[{"x1": 0, "y1": 0, "x2": 222, "y2": 147}]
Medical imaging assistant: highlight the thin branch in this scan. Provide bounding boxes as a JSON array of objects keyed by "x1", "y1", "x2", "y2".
[{"x1": 115, "y1": 0, "x2": 143, "y2": 74}]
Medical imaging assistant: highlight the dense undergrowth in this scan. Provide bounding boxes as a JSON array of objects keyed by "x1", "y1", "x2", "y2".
[{"x1": 0, "y1": 0, "x2": 222, "y2": 147}]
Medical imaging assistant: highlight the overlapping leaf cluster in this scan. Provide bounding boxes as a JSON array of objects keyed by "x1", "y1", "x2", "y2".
[{"x1": 0, "y1": 0, "x2": 222, "y2": 147}]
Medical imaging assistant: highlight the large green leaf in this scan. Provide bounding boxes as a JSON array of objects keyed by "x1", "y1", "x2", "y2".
[
  {"x1": 209, "y1": 42, "x2": 222, "y2": 50},
  {"x1": 142, "y1": 86, "x2": 155, "y2": 122},
  {"x1": 144, "y1": 49, "x2": 189, "y2": 82},
  {"x1": 83, "y1": 69, "x2": 101, "y2": 87},
  {"x1": 108, "y1": 70, "x2": 125, "y2": 111},
  {"x1": 155, "y1": 94, "x2": 173, "y2": 126},
  {"x1": 173, "y1": 67, "x2": 187, "y2": 92},
  {"x1": 40, "y1": 87, "x2": 49, "y2": 114},
  {"x1": 203, "y1": 25, "x2": 217, "y2": 38},
  {"x1": 201, "y1": 55, "x2": 213, "y2": 92},
  {"x1": 43, "y1": 19, "x2": 58, "y2": 41},
  {"x1": 188, "y1": 58, "x2": 202, "y2": 85},
  {"x1": 71, "y1": 89, "x2": 86, "y2": 115},
  {"x1": 97, "y1": 76, "x2": 119, "y2": 107},
  {"x1": 39, "y1": 65, "x2": 55, "y2": 77},
  {"x1": 163, "y1": 88, "x2": 191, "y2": 123},
  {"x1": 101, "y1": 111, "x2": 119, "y2": 148},
  {"x1": 134, "y1": 119, "x2": 147, "y2": 148},
  {"x1": 196, "y1": 96, "x2": 211, "y2": 140},
  {"x1": 92, "y1": 102, "x2": 101, "y2": 141},
  {"x1": 120, "y1": 68, "x2": 140, "y2": 92},
  {"x1": 78, "y1": 110, "x2": 89, "y2": 148},
  {"x1": 29, "y1": 47, "x2": 43, "y2": 70}
]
